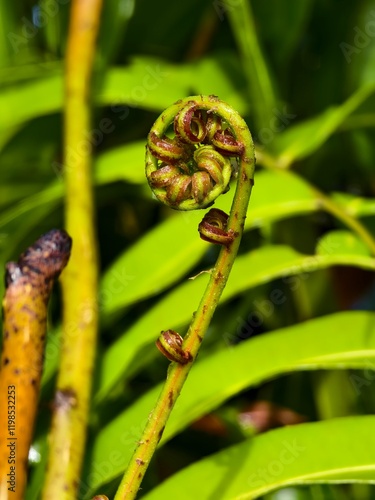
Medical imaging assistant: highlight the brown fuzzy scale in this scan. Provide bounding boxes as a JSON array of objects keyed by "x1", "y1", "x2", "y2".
[{"x1": 0, "y1": 229, "x2": 72, "y2": 499}]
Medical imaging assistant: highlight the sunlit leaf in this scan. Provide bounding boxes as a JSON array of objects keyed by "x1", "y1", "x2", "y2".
[
  {"x1": 316, "y1": 230, "x2": 371, "y2": 257},
  {"x1": 85, "y1": 311, "x2": 375, "y2": 496},
  {"x1": 142, "y1": 416, "x2": 375, "y2": 500},
  {"x1": 95, "y1": 242, "x2": 375, "y2": 402}
]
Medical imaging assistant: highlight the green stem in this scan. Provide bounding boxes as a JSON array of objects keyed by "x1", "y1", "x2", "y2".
[
  {"x1": 112, "y1": 96, "x2": 255, "y2": 499},
  {"x1": 42, "y1": 0, "x2": 102, "y2": 498},
  {"x1": 256, "y1": 150, "x2": 375, "y2": 257},
  {"x1": 224, "y1": 0, "x2": 277, "y2": 131},
  {"x1": 317, "y1": 193, "x2": 375, "y2": 256}
]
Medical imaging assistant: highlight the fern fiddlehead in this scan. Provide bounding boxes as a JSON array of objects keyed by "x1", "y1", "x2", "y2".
[
  {"x1": 146, "y1": 95, "x2": 248, "y2": 211},
  {"x1": 96, "y1": 95, "x2": 255, "y2": 500}
]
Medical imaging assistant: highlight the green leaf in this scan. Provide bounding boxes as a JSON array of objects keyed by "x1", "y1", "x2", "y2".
[
  {"x1": 99, "y1": 169, "x2": 319, "y2": 319},
  {"x1": 94, "y1": 140, "x2": 146, "y2": 185},
  {"x1": 245, "y1": 169, "x2": 317, "y2": 227},
  {"x1": 99, "y1": 57, "x2": 191, "y2": 111},
  {"x1": 95, "y1": 241, "x2": 375, "y2": 402},
  {"x1": 0, "y1": 141, "x2": 147, "y2": 235},
  {"x1": 316, "y1": 230, "x2": 371, "y2": 258},
  {"x1": 192, "y1": 53, "x2": 248, "y2": 115},
  {"x1": 0, "y1": 76, "x2": 63, "y2": 144},
  {"x1": 99, "y1": 209, "x2": 207, "y2": 317},
  {"x1": 272, "y1": 84, "x2": 375, "y2": 167},
  {"x1": 141, "y1": 415, "x2": 375, "y2": 500},
  {"x1": 85, "y1": 311, "x2": 375, "y2": 496},
  {"x1": 0, "y1": 57, "x2": 190, "y2": 143},
  {"x1": 332, "y1": 192, "x2": 375, "y2": 219}
]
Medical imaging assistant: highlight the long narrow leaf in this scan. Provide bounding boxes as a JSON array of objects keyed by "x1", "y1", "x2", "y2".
[
  {"x1": 142, "y1": 415, "x2": 375, "y2": 500},
  {"x1": 84, "y1": 311, "x2": 375, "y2": 496}
]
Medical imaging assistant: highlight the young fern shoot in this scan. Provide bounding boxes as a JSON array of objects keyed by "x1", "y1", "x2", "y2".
[{"x1": 97, "y1": 95, "x2": 255, "y2": 499}]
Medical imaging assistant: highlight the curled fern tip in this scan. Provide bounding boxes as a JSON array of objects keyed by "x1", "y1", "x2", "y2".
[{"x1": 145, "y1": 95, "x2": 253, "y2": 211}]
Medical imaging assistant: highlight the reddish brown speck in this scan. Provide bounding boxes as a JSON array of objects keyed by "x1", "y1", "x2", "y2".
[{"x1": 214, "y1": 271, "x2": 224, "y2": 285}]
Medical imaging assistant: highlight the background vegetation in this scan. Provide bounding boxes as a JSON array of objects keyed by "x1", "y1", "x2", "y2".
[{"x1": 1, "y1": 0, "x2": 375, "y2": 498}]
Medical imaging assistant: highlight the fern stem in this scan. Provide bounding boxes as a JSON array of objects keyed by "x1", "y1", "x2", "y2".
[{"x1": 111, "y1": 96, "x2": 255, "y2": 499}]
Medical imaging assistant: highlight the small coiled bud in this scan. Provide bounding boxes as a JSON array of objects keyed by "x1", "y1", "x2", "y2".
[
  {"x1": 145, "y1": 96, "x2": 246, "y2": 211},
  {"x1": 156, "y1": 330, "x2": 192, "y2": 364},
  {"x1": 198, "y1": 208, "x2": 236, "y2": 246}
]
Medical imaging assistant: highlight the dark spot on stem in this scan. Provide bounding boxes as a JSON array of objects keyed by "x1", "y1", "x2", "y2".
[
  {"x1": 54, "y1": 387, "x2": 78, "y2": 412},
  {"x1": 136, "y1": 458, "x2": 145, "y2": 466},
  {"x1": 214, "y1": 271, "x2": 224, "y2": 285},
  {"x1": 23, "y1": 264, "x2": 43, "y2": 276},
  {"x1": 3, "y1": 357, "x2": 10, "y2": 365}
]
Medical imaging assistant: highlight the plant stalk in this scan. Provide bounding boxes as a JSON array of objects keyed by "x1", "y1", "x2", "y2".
[
  {"x1": 112, "y1": 97, "x2": 256, "y2": 499},
  {"x1": 42, "y1": 0, "x2": 102, "y2": 498}
]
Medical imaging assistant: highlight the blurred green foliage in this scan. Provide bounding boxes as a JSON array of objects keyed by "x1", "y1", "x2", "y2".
[{"x1": 1, "y1": 0, "x2": 375, "y2": 498}]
